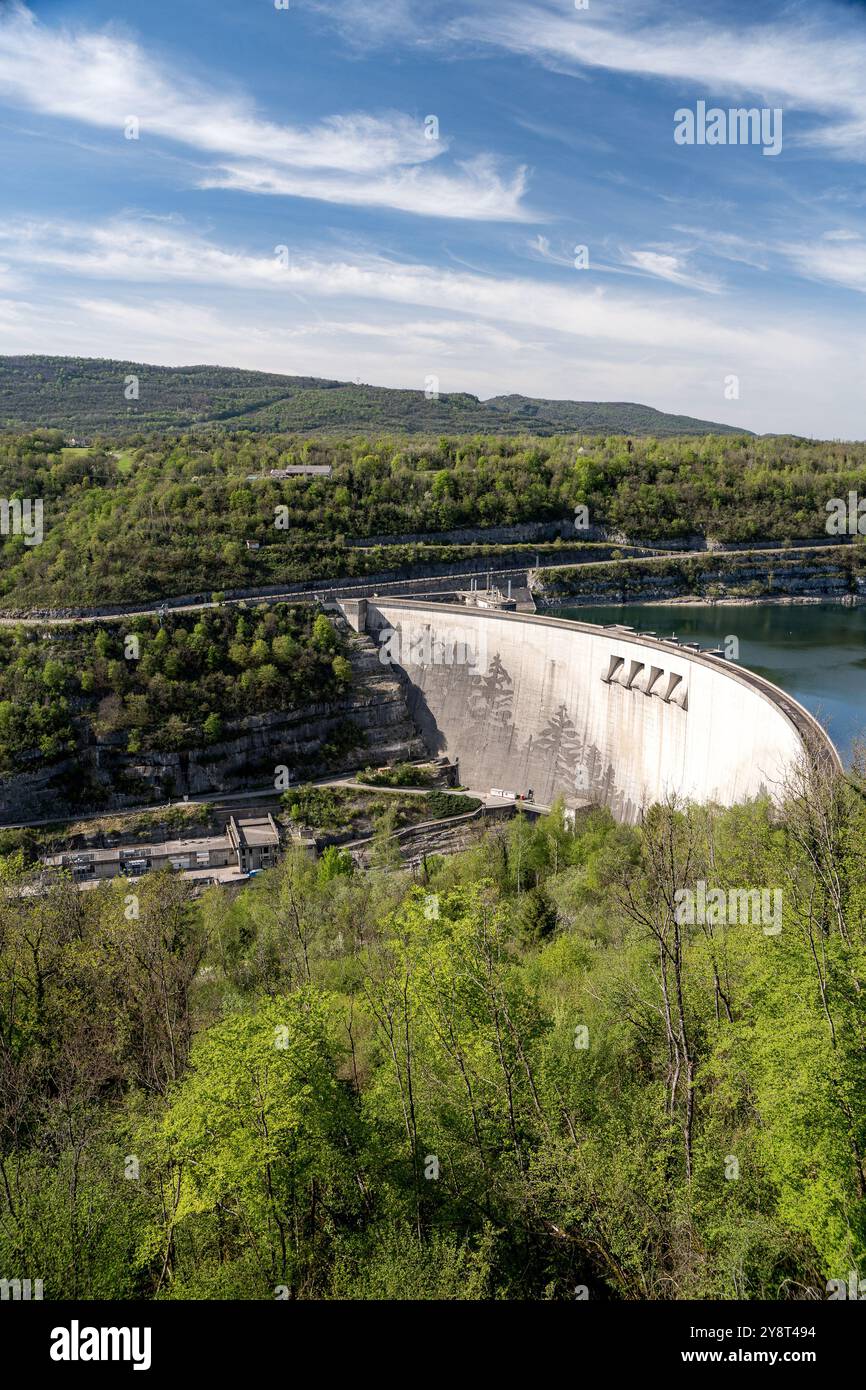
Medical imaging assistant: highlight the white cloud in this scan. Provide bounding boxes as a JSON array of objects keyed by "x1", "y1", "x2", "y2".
[
  {"x1": 670, "y1": 226, "x2": 770, "y2": 273},
  {"x1": 203, "y1": 154, "x2": 530, "y2": 221},
  {"x1": 782, "y1": 236, "x2": 866, "y2": 293},
  {"x1": 0, "y1": 4, "x2": 529, "y2": 219},
  {"x1": 526, "y1": 235, "x2": 574, "y2": 268},
  {"x1": 453, "y1": 1, "x2": 866, "y2": 161},
  {"x1": 310, "y1": 317, "x2": 526, "y2": 354},
  {"x1": 620, "y1": 249, "x2": 722, "y2": 294},
  {"x1": 0, "y1": 213, "x2": 835, "y2": 365},
  {"x1": 0, "y1": 215, "x2": 767, "y2": 356},
  {"x1": 312, "y1": 0, "x2": 420, "y2": 52}
]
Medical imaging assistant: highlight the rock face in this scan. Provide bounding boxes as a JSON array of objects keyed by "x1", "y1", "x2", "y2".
[
  {"x1": 534, "y1": 549, "x2": 861, "y2": 605},
  {"x1": 0, "y1": 624, "x2": 425, "y2": 824},
  {"x1": 364, "y1": 600, "x2": 834, "y2": 825}
]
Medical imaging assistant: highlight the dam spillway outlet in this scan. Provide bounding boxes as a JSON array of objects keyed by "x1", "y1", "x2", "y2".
[
  {"x1": 662, "y1": 672, "x2": 684, "y2": 704},
  {"x1": 602, "y1": 653, "x2": 688, "y2": 708},
  {"x1": 623, "y1": 659, "x2": 645, "y2": 690},
  {"x1": 640, "y1": 666, "x2": 665, "y2": 696},
  {"x1": 347, "y1": 599, "x2": 836, "y2": 825}
]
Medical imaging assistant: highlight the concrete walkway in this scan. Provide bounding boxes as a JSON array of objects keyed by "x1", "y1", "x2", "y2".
[{"x1": 1, "y1": 772, "x2": 531, "y2": 832}]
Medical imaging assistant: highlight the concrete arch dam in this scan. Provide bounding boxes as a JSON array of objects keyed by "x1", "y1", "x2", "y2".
[{"x1": 342, "y1": 598, "x2": 839, "y2": 824}]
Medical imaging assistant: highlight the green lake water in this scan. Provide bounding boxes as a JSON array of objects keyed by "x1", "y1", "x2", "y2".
[{"x1": 557, "y1": 601, "x2": 866, "y2": 766}]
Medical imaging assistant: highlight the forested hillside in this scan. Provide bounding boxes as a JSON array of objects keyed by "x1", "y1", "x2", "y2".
[
  {"x1": 2, "y1": 772, "x2": 864, "y2": 1299},
  {"x1": 0, "y1": 357, "x2": 747, "y2": 436},
  {"x1": 0, "y1": 605, "x2": 349, "y2": 772},
  {"x1": 0, "y1": 429, "x2": 865, "y2": 608}
]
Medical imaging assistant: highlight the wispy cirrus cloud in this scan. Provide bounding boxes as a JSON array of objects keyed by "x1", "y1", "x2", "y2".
[
  {"x1": 526, "y1": 235, "x2": 723, "y2": 292},
  {"x1": 525, "y1": 234, "x2": 575, "y2": 268},
  {"x1": 0, "y1": 3, "x2": 530, "y2": 219},
  {"x1": 311, "y1": 0, "x2": 421, "y2": 53},
  {"x1": 0, "y1": 214, "x2": 826, "y2": 368},
  {"x1": 452, "y1": 0, "x2": 866, "y2": 160},
  {"x1": 781, "y1": 232, "x2": 866, "y2": 293},
  {"x1": 672, "y1": 222, "x2": 866, "y2": 291},
  {"x1": 670, "y1": 226, "x2": 771, "y2": 273},
  {"x1": 203, "y1": 154, "x2": 529, "y2": 221},
  {"x1": 620, "y1": 249, "x2": 722, "y2": 294}
]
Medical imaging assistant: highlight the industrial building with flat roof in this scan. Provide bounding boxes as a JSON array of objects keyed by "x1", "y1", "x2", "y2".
[{"x1": 43, "y1": 814, "x2": 280, "y2": 885}]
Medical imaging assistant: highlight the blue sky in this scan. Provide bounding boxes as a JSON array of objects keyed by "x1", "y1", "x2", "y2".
[{"x1": 1, "y1": 0, "x2": 865, "y2": 435}]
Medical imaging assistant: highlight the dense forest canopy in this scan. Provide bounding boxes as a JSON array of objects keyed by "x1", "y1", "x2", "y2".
[
  {"x1": 0, "y1": 604, "x2": 349, "y2": 772},
  {"x1": 0, "y1": 429, "x2": 864, "y2": 608},
  {"x1": 2, "y1": 769, "x2": 865, "y2": 1300}
]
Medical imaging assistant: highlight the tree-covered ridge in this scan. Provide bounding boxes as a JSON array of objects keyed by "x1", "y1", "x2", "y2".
[
  {"x1": 0, "y1": 356, "x2": 746, "y2": 436},
  {"x1": 1, "y1": 765, "x2": 865, "y2": 1300},
  {"x1": 1, "y1": 429, "x2": 866, "y2": 608},
  {"x1": 0, "y1": 605, "x2": 349, "y2": 770}
]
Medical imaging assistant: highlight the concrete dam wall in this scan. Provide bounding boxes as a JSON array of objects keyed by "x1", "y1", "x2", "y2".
[{"x1": 349, "y1": 599, "x2": 837, "y2": 823}]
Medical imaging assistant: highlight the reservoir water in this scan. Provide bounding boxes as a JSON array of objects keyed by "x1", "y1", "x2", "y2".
[{"x1": 557, "y1": 602, "x2": 866, "y2": 766}]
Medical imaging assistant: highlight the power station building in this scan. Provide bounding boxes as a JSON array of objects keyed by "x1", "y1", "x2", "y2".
[{"x1": 43, "y1": 813, "x2": 280, "y2": 884}]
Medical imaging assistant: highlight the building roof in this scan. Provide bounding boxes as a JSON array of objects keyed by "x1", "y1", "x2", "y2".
[
  {"x1": 45, "y1": 833, "x2": 232, "y2": 867},
  {"x1": 227, "y1": 814, "x2": 280, "y2": 848},
  {"x1": 43, "y1": 815, "x2": 279, "y2": 870},
  {"x1": 246, "y1": 465, "x2": 333, "y2": 479}
]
